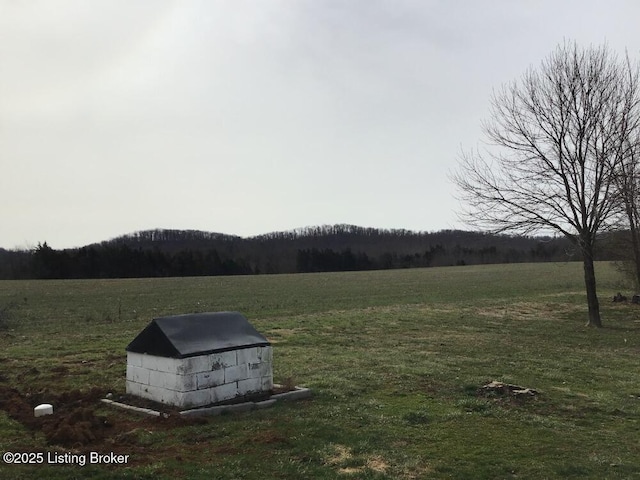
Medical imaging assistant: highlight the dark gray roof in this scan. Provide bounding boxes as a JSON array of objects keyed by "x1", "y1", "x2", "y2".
[{"x1": 126, "y1": 311, "x2": 270, "y2": 358}]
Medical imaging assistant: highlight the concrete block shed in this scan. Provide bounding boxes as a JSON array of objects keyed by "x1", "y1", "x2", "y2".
[{"x1": 125, "y1": 311, "x2": 273, "y2": 409}]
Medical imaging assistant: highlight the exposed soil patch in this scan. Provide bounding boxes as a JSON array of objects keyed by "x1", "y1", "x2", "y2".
[
  {"x1": 0, "y1": 384, "x2": 204, "y2": 462},
  {"x1": 0, "y1": 385, "x2": 112, "y2": 447},
  {"x1": 49, "y1": 365, "x2": 70, "y2": 377},
  {"x1": 0, "y1": 383, "x2": 297, "y2": 455}
]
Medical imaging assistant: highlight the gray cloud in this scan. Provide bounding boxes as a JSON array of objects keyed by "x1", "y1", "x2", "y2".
[{"x1": 2, "y1": 0, "x2": 640, "y2": 248}]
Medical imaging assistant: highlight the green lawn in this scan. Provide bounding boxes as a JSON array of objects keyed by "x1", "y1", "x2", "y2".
[{"x1": 0, "y1": 262, "x2": 639, "y2": 479}]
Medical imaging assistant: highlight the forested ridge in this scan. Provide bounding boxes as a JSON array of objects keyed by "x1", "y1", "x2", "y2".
[{"x1": 0, "y1": 224, "x2": 621, "y2": 279}]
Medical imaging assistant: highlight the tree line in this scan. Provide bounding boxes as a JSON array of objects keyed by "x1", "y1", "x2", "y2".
[{"x1": 0, "y1": 225, "x2": 620, "y2": 280}]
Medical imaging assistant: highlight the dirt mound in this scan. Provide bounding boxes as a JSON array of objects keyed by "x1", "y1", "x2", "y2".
[
  {"x1": 0, "y1": 384, "x2": 203, "y2": 452},
  {"x1": 0, "y1": 385, "x2": 31, "y2": 420},
  {"x1": 41, "y1": 407, "x2": 113, "y2": 447},
  {"x1": 0, "y1": 385, "x2": 112, "y2": 447}
]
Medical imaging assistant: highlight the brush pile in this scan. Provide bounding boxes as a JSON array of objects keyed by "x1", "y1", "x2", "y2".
[{"x1": 478, "y1": 380, "x2": 538, "y2": 398}]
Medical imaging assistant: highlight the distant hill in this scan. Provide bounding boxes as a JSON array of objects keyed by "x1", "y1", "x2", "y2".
[
  {"x1": 0, "y1": 223, "x2": 615, "y2": 280},
  {"x1": 97, "y1": 229, "x2": 242, "y2": 253},
  {"x1": 99, "y1": 225, "x2": 569, "y2": 255}
]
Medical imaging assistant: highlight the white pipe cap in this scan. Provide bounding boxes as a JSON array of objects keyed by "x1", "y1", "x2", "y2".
[{"x1": 34, "y1": 404, "x2": 53, "y2": 417}]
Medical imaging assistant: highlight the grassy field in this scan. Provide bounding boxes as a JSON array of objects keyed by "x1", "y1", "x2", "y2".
[{"x1": 0, "y1": 262, "x2": 639, "y2": 479}]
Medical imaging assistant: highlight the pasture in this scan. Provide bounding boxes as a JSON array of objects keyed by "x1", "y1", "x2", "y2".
[{"x1": 0, "y1": 262, "x2": 639, "y2": 479}]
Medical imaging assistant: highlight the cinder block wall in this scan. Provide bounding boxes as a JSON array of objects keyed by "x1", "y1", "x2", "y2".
[{"x1": 126, "y1": 346, "x2": 273, "y2": 409}]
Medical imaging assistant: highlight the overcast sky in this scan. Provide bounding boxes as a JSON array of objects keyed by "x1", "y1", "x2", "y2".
[{"x1": 2, "y1": 1, "x2": 639, "y2": 249}]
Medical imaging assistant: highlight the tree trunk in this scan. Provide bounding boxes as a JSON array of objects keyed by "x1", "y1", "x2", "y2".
[
  {"x1": 582, "y1": 251, "x2": 602, "y2": 328},
  {"x1": 630, "y1": 223, "x2": 640, "y2": 289},
  {"x1": 621, "y1": 201, "x2": 640, "y2": 289}
]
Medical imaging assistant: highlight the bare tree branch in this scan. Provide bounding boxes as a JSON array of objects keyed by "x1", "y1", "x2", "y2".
[{"x1": 451, "y1": 41, "x2": 640, "y2": 327}]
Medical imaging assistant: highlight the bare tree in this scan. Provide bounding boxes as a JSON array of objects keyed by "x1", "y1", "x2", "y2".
[
  {"x1": 452, "y1": 42, "x2": 640, "y2": 327},
  {"x1": 612, "y1": 131, "x2": 640, "y2": 288}
]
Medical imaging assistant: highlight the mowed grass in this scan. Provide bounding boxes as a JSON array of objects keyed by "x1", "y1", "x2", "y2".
[{"x1": 0, "y1": 262, "x2": 639, "y2": 479}]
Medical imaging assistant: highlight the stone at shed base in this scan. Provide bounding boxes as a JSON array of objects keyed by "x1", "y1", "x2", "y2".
[
  {"x1": 180, "y1": 386, "x2": 312, "y2": 417},
  {"x1": 271, "y1": 386, "x2": 313, "y2": 402},
  {"x1": 102, "y1": 385, "x2": 311, "y2": 418}
]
